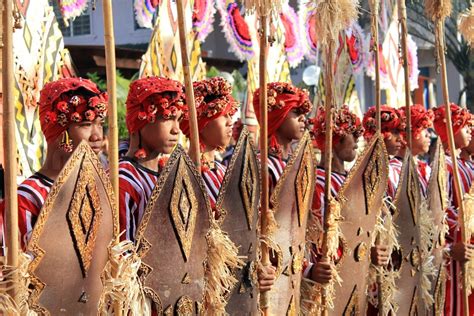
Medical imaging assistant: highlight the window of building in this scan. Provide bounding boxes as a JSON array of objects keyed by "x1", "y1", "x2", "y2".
[{"x1": 50, "y1": 0, "x2": 91, "y2": 37}]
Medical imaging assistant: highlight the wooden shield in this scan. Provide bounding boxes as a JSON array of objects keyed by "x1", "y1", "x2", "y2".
[
  {"x1": 267, "y1": 132, "x2": 315, "y2": 315},
  {"x1": 216, "y1": 127, "x2": 260, "y2": 314},
  {"x1": 331, "y1": 135, "x2": 389, "y2": 315},
  {"x1": 27, "y1": 141, "x2": 119, "y2": 314},
  {"x1": 427, "y1": 140, "x2": 448, "y2": 314},
  {"x1": 134, "y1": 145, "x2": 212, "y2": 314},
  {"x1": 392, "y1": 151, "x2": 423, "y2": 315}
]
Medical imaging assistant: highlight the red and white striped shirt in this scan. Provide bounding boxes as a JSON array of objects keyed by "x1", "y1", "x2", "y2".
[
  {"x1": 119, "y1": 157, "x2": 159, "y2": 241},
  {"x1": 444, "y1": 155, "x2": 474, "y2": 316},
  {"x1": 201, "y1": 160, "x2": 227, "y2": 210},
  {"x1": 387, "y1": 157, "x2": 403, "y2": 200},
  {"x1": 312, "y1": 167, "x2": 347, "y2": 220},
  {"x1": 268, "y1": 154, "x2": 287, "y2": 195},
  {"x1": 17, "y1": 173, "x2": 54, "y2": 249},
  {"x1": 416, "y1": 159, "x2": 431, "y2": 198}
]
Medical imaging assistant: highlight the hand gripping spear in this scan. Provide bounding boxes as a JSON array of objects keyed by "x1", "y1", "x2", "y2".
[{"x1": 426, "y1": 0, "x2": 470, "y2": 312}]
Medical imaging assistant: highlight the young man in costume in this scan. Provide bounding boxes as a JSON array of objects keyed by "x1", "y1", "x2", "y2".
[
  {"x1": 253, "y1": 82, "x2": 312, "y2": 189},
  {"x1": 362, "y1": 105, "x2": 405, "y2": 198},
  {"x1": 180, "y1": 77, "x2": 237, "y2": 212},
  {"x1": 459, "y1": 116, "x2": 474, "y2": 178},
  {"x1": 253, "y1": 82, "x2": 324, "y2": 295},
  {"x1": 118, "y1": 76, "x2": 187, "y2": 241},
  {"x1": 180, "y1": 77, "x2": 276, "y2": 294},
  {"x1": 433, "y1": 103, "x2": 474, "y2": 315},
  {"x1": 397, "y1": 104, "x2": 434, "y2": 198},
  {"x1": 17, "y1": 77, "x2": 108, "y2": 248},
  {"x1": 311, "y1": 105, "x2": 389, "y2": 281}
]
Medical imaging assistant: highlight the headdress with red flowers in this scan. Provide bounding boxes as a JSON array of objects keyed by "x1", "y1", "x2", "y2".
[
  {"x1": 362, "y1": 105, "x2": 405, "y2": 140},
  {"x1": 253, "y1": 82, "x2": 312, "y2": 155},
  {"x1": 433, "y1": 103, "x2": 471, "y2": 144},
  {"x1": 312, "y1": 105, "x2": 364, "y2": 151},
  {"x1": 39, "y1": 77, "x2": 108, "y2": 144},
  {"x1": 125, "y1": 76, "x2": 187, "y2": 134},
  {"x1": 400, "y1": 104, "x2": 434, "y2": 139},
  {"x1": 180, "y1": 77, "x2": 239, "y2": 137}
]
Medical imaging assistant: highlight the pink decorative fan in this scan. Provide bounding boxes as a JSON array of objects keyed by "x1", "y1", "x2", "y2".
[
  {"x1": 193, "y1": 0, "x2": 216, "y2": 42},
  {"x1": 217, "y1": 0, "x2": 254, "y2": 61}
]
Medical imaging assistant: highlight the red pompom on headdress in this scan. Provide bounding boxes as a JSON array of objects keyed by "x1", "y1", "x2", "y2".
[
  {"x1": 125, "y1": 76, "x2": 187, "y2": 134},
  {"x1": 180, "y1": 77, "x2": 239, "y2": 137},
  {"x1": 362, "y1": 105, "x2": 405, "y2": 140},
  {"x1": 400, "y1": 104, "x2": 434, "y2": 139},
  {"x1": 312, "y1": 105, "x2": 364, "y2": 151},
  {"x1": 253, "y1": 82, "x2": 312, "y2": 155},
  {"x1": 433, "y1": 103, "x2": 471, "y2": 144},
  {"x1": 39, "y1": 77, "x2": 108, "y2": 144}
]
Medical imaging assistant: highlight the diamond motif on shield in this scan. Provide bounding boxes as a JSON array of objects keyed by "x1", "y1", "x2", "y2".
[
  {"x1": 407, "y1": 164, "x2": 419, "y2": 225},
  {"x1": 66, "y1": 159, "x2": 103, "y2": 277},
  {"x1": 170, "y1": 159, "x2": 198, "y2": 261},
  {"x1": 240, "y1": 141, "x2": 258, "y2": 230},
  {"x1": 363, "y1": 140, "x2": 383, "y2": 215},
  {"x1": 295, "y1": 146, "x2": 312, "y2": 227}
]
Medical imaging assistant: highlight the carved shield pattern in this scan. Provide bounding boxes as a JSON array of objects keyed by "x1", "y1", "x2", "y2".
[
  {"x1": 216, "y1": 127, "x2": 261, "y2": 314},
  {"x1": 267, "y1": 132, "x2": 315, "y2": 315},
  {"x1": 27, "y1": 141, "x2": 119, "y2": 315},
  {"x1": 331, "y1": 135, "x2": 389, "y2": 315},
  {"x1": 135, "y1": 146, "x2": 212, "y2": 314},
  {"x1": 427, "y1": 140, "x2": 448, "y2": 314},
  {"x1": 392, "y1": 151, "x2": 423, "y2": 315}
]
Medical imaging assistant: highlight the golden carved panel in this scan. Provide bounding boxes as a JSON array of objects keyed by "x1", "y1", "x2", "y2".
[
  {"x1": 240, "y1": 140, "x2": 258, "y2": 230},
  {"x1": 343, "y1": 285, "x2": 360, "y2": 316},
  {"x1": 407, "y1": 163, "x2": 420, "y2": 225},
  {"x1": 362, "y1": 140, "x2": 383, "y2": 214},
  {"x1": 170, "y1": 159, "x2": 198, "y2": 262},
  {"x1": 67, "y1": 159, "x2": 103, "y2": 277},
  {"x1": 295, "y1": 145, "x2": 312, "y2": 227}
]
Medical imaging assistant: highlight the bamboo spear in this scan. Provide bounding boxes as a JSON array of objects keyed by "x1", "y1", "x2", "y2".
[
  {"x1": 2, "y1": 0, "x2": 19, "y2": 304},
  {"x1": 240, "y1": 1, "x2": 282, "y2": 313},
  {"x1": 102, "y1": 0, "x2": 118, "y2": 216},
  {"x1": 258, "y1": 14, "x2": 271, "y2": 313},
  {"x1": 176, "y1": 0, "x2": 200, "y2": 168},
  {"x1": 369, "y1": 1, "x2": 384, "y2": 314},
  {"x1": 101, "y1": 1, "x2": 122, "y2": 315},
  {"x1": 313, "y1": 1, "x2": 359, "y2": 314},
  {"x1": 398, "y1": 0, "x2": 412, "y2": 150},
  {"x1": 426, "y1": 0, "x2": 470, "y2": 310}
]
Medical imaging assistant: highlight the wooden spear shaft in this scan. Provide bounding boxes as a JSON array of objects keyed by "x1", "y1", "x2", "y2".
[
  {"x1": 370, "y1": 1, "x2": 384, "y2": 314},
  {"x1": 320, "y1": 39, "x2": 336, "y2": 316},
  {"x1": 101, "y1": 1, "x2": 122, "y2": 315},
  {"x1": 258, "y1": 14, "x2": 271, "y2": 314},
  {"x1": 176, "y1": 0, "x2": 200, "y2": 168},
  {"x1": 436, "y1": 20, "x2": 470, "y2": 313},
  {"x1": 102, "y1": 0, "x2": 118, "y2": 220},
  {"x1": 3, "y1": 0, "x2": 19, "y2": 304},
  {"x1": 398, "y1": 0, "x2": 412, "y2": 150},
  {"x1": 373, "y1": 0, "x2": 381, "y2": 132}
]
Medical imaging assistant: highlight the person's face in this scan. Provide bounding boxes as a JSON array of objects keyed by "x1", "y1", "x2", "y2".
[
  {"x1": 140, "y1": 110, "x2": 182, "y2": 155},
  {"x1": 68, "y1": 117, "x2": 104, "y2": 154},
  {"x1": 201, "y1": 113, "x2": 233, "y2": 150},
  {"x1": 412, "y1": 128, "x2": 431, "y2": 156},
  {"x1": 334, "y1": 134, "x2": 358, "y2": 163},
  {"x1": 463, "y1": 127, "x2": 474, "y2": 154},
  {"x1": 384, "y1": 130, "x2": 403, "y2": 156},
  {"x1": 276, "y1": 110, "x2": 306, "y2": 142},
  {"x1": 454, "y1": 125, "x2": 472, "y2": 149}
]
